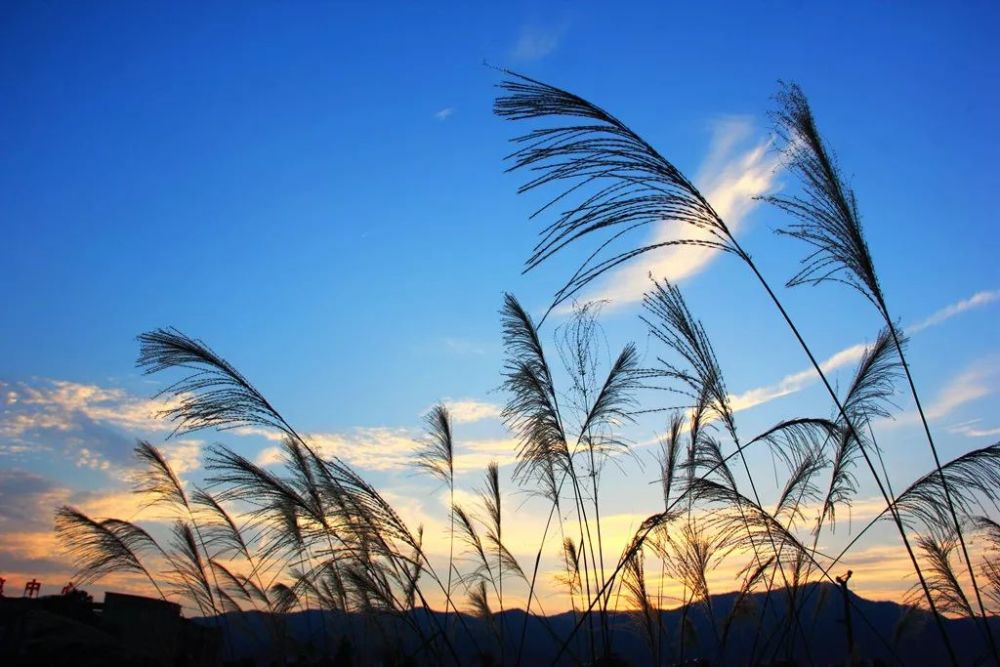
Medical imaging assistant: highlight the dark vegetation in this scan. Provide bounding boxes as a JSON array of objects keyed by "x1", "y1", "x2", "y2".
[{"x1": 49, "y1": 73, "x2": 1000, "y2": 666}]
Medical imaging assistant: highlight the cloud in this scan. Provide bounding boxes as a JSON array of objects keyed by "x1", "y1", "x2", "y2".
[
  {"x1": 0, "y1": 468, "x2": 69, "y2": 531},
  {"x1": 443, "y1": 399, "x2": 502, "y2": 424},
  {"x1": 0, "y1": 468, "x2": 178, "y2": 598},
  {"x1": 0, "y1": 378, "x2": 190, "y2": 475},
  {"x1": 433, "y1": 107, "x2": 454, "y2": 121},
  {"x1": 925, "y1": 357, "x2": 998, "y2": 420},
  {"x1": 907, "y1": 289, "x2": 999, "y2": 334},
  {"x1": 453, "y1": 438, "x2": 519, "y2": 472},
  {"x1": 947, "y1": 419, "x2": 1000, "y2": 439},
  {"x1": 510, "y1": 24, "x2": 564, "y2": 61},
  {"x1": 727, "y1": 289, "x2": 1000, "y2": 415},
  {"x1": 873, "y1": 356, "x2": 997, "y2": 433},
  {"x1": 728, "y1": 343, "x2": 868, "y2": 413},
  {"x1": 14, "y1": 379, "x2": 179, "y2": 433},
  {"x1": 254, "y1": 426, "x2": 518, "y2": 474},
  {"x1": 580, "y1": 117, "x2": 781, "y2": 309}
]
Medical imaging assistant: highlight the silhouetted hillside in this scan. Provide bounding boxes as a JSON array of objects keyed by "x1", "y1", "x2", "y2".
[{"x1": 205, "y1": 582, "x2": 996, "y2": 665}]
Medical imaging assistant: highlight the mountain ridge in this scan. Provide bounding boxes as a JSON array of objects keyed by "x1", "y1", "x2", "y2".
[{"x1": 208, "y1": 581, "x2": 994, "y2": 665}]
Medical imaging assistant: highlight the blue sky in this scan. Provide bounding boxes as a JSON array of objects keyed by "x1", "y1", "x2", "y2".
[{"x1": 1, "y1": 2, "x2": 998, "y2": 607}]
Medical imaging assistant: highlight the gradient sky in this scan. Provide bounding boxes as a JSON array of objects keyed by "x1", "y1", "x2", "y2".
[{"x1": 1, "y1": 2, "x2": 998, "y2": 611}]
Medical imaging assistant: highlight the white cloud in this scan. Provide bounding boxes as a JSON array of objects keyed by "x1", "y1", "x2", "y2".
[
  {"x1": 453, "y1": 438, "x2": 519, "y2": 472},
  {"x1": 925, "y1": 358, "x2": 997, "y2": 420},
  {"x1": 0, "y1": 379, "x2": 191, "y2": 476},
  {"x1": 443, "y1": 399, "x2": 501, "y2": 424},
  {"x1": 947, "y1": 419, "x2": 1000, "y2": 439},
  {"x1": 510, "y1": 24, "x2": 564, "y2": 61},
  {"x1": 7, "y1": 379, "x2": 181, "y2": 436},
  {"x1": 907, "y1": 289, "x2": 999, "y2": 334},
  {"x1": 433, "y1": 107, "x2": 454, "y2": 121},
  {"x1": 254, "y1": 446, "x2": 284, "y2": 467},
  {"x1": 870, "y1": 356, "x2": 997, "y2": 433},
  {"x1": 729, "y1": 343, "x2": 868, "y2": 413},
  {"x1": 728, "y1": 289, "x2": 1000, "y2": 414},
  {"x1": 252, "y1": 425, "x2": 517, "y2": 474},
  {"x1": 580, "y1": 117, "x2": 781, "y2": 309},
  {"x1": 305, "y1": 427, "x2": 417, "y2": 472},
  {"x1": 161, "y1": 439, "x2": 202, "y2": 476}
]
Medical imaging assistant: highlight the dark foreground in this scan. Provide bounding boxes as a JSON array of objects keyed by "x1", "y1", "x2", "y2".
[{"x1": 1, "y1": 583, "x2": 994, "y2": 666}]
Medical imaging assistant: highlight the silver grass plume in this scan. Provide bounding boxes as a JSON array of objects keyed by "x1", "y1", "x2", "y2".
[
  {"x1": 763, "y1": 82, "x2": 883, "y2": 308},
  {"x1": 818, "y1": 328, "x2": 902, "y2": 532},
  {"x1": 500, "y1": 293, "x2": 568, "y2": 498},
  {"x1": 908, "y1": 532, "x2": 975, "y2": 618},
  {"x1": 137, "y1": 328, "x2": 293, "y2": 438},
  {"x1": 494, "y1": 71, "x2": 739, "y2": 314},
  {"x1": 892, "y1": 442, "x2": 1000, "y2": 534},
  {"x1": 55, "y1": 507, "x2": 168, "y2": 598},
  {"x1": 414, "y1": 404, "x2": 455, "y2": 487}
]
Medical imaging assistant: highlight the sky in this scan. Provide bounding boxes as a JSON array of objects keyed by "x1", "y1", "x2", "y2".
[{"x1": 1, "y1": 2, "x2": 998, "y2": 612}]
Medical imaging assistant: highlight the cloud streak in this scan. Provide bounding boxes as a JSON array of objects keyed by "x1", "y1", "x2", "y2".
[
  {"x1": 947, "y1": 419, "x2": 1000, "y2": 439},
  {"x1": 727, "y1": 289, "x2": 1000, "y2": 415},
  {"x1": 908, "y1": 289, "x2": 999, "y2": 334},
  {"x1": 925, "y1": 356, "x2": 998, "y2": 420},
  {"x1": 4, "y1": 379, "x2": 180, "y2": 435}
]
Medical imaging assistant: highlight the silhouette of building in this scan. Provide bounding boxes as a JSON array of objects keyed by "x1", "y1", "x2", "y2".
[{"x1": 0, "y1": 583, "x2": 220, "y2": 667}]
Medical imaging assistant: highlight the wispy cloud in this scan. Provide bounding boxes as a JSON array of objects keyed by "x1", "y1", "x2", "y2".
[
  {"x1": 510, "y1": 24, "x2": 565, "y2": 61},
  {"x1": 433, "y1": 107, "x2": 454, "y2": 121},
  {"x1": 874, "y1": 355, "x2": 998, "y2": 431},
  {"x1": 581, "y1": 117, "x2": 781, "y2": 309},
  {"x1": 727, "y1": 289, "x2": 1000, "y2": 414},
  {"x1": 925, "y1": 357, "x2": 998, "y2": 420},
  {"x1": 907, "y1": 289, "x2": 999, "y2": 334},
  {"x1": 947, "y1": 419, "x2": 1000, "y2": 439},
  {"x1": 728, "y1": 343, "x2": 869, "y2": 413}
]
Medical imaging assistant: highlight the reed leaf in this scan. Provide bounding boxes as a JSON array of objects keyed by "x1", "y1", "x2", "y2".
[
  {"x1": 819, "y1": 328, "x2": 902, "y2": 531},
  {"x1": 642, "y1": 278, "x2": 735, "y2": 439},
  {"x1": 168, "y1": 520, "x2": 215, "y2": 614}
]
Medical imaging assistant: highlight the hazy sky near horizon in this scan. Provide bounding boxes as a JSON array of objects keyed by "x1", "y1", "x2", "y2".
[{"x1": 1, "y1": 2, "x2": 998, "y2": 611}]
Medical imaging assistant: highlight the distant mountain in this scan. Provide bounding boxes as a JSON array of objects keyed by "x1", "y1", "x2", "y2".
[{"x1": 206, "y1": 582, "x2": 998, "y2": 665}]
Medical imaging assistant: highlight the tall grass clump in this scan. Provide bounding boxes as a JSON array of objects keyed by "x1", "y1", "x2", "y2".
[
  {"x1": 493, "y1": 70, "x2": 999, "y2": 665},
  {"x1": 48, "y1": 72, "x2": 1000, "y2": 667}
]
